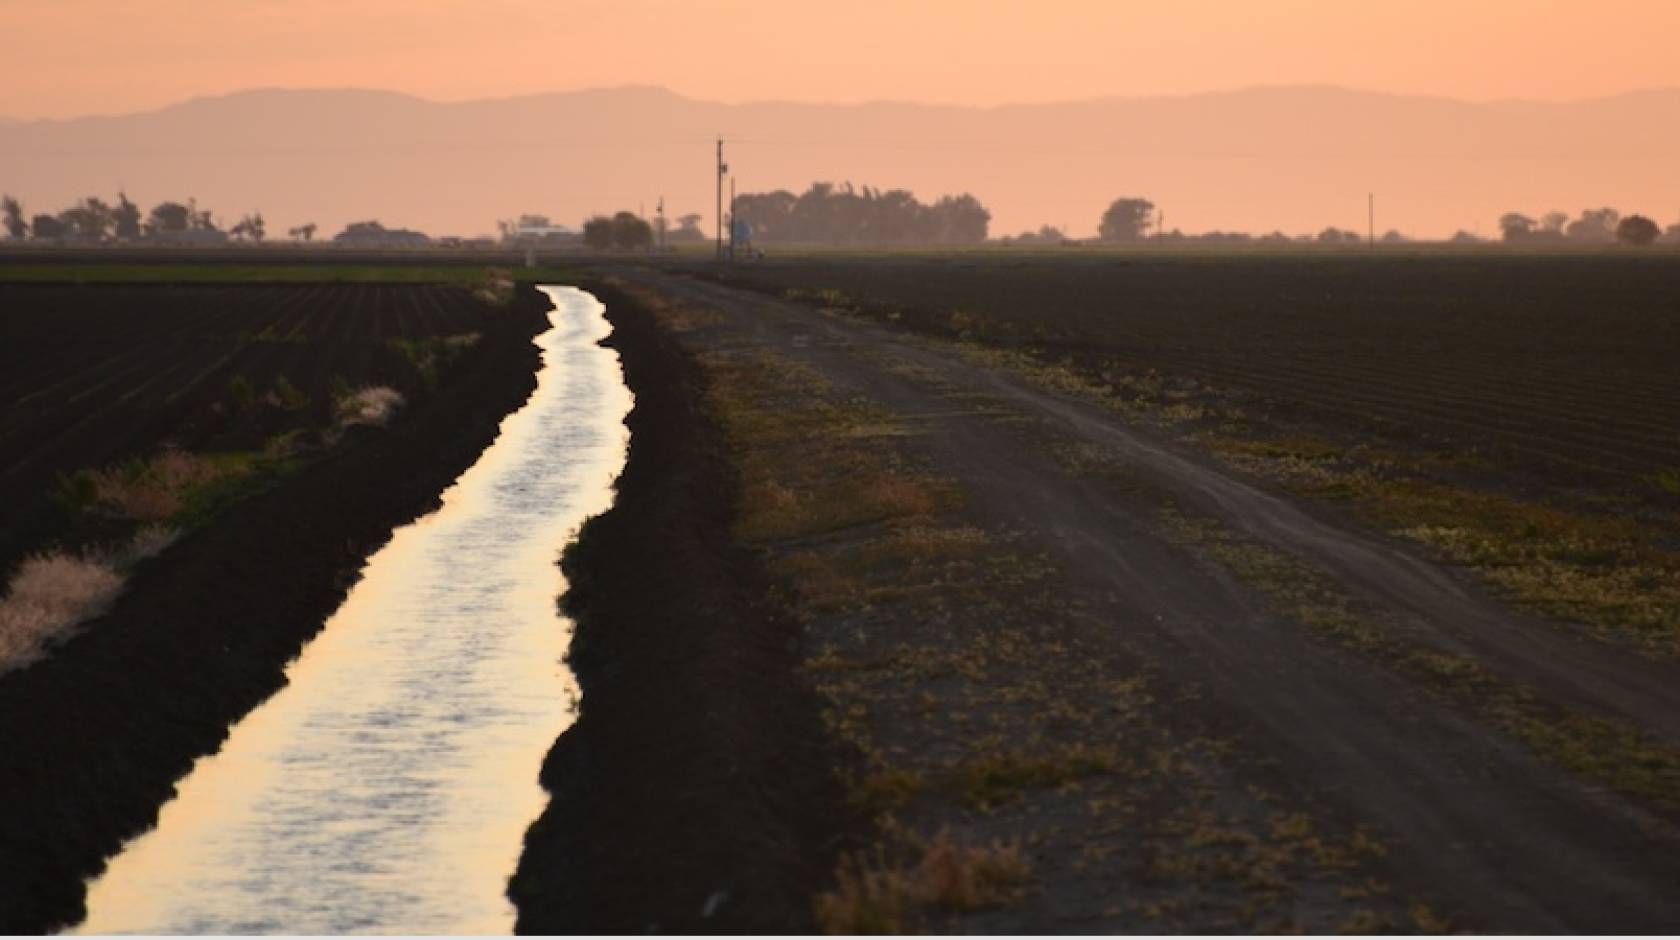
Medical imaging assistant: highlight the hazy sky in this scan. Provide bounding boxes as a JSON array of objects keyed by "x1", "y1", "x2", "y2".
[{"x1": 3, "y1": 0, "x2": 1678, "y2": 119}]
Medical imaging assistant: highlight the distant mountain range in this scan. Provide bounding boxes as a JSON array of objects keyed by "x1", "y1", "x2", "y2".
[{"x1": 3, "y1": 85, "x2": 1677, "y2": 239}]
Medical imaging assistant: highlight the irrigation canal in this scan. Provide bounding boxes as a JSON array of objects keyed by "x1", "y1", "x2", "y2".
[{"x1": 73, "y1": 287, "x2": 630, "y2": 934}]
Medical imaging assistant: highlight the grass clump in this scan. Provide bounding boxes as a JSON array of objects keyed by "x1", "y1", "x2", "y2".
[
  {"x1": 389, "y1": 333, "x2": 480, "y2": 388},
  {"x1": 815, "y1": 829, "x2": 1030, "y2": 933},
  {"x1": 268, "y1": 373, "x2": 310, "y2": 411},
  {"x1": 954, "y1": 741, "x2": 1118, "y2": 809},
  {"x1": 472, "y1": 269, "x2": 516, "y2": 306},
  {"x1": 0, "y1": 552, "x2": 124, "y2": 671},
  {"x1": 1211, "y1": 435, "x2": 1680, "y2": 651},
  {"x1": 1158, "y1": 506, "x2": 1680, "y2": 816},
  {"x1": 64, "y1": 448, "x2": 247, "y2": 523},
  {"x1": 701, "y1": 351, "x2": 958, "y2": 544},
  {"x1": 335, "y1": 385, "x2": 406, "y2": 429}
]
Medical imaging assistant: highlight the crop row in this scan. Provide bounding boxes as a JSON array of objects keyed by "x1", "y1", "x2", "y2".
[{"x1": 714, "y1": 255, "x2": 1680, "y2": 491}]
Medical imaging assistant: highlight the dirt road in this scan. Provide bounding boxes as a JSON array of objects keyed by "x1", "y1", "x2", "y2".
[{"x1": 627, "y1": 268, "x2": 1680, "y2": 932}]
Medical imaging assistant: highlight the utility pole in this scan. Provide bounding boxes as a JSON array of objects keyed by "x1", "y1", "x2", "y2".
[
  {"x1": 656, "y1": 196, "x2": 666, "y2": 252},
  {"x1": 715, "y1": 137, "x2": 728, "y2": 262}
]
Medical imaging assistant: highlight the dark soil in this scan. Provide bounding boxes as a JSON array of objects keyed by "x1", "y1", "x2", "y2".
[
  {"x1": 507, "y1": 280, "x2": 848, "y2": 934},
  {"x1": 621, "y1": 268, "x2": 1680, "y2": 931},
  {"x1": 0, "y1": 285, "x2": 550, "y2": 934},
  {"x1": 695, "y1": 255, "x2": 1680, "y2": 498},
  {"x1": 0, "y1": 282, "x2": 494, "y2": 579}
]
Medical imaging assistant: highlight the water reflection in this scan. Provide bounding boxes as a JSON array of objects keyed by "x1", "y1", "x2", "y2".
[{"x1": 75, "y1": 287, "x2": 630, "y2": 935}]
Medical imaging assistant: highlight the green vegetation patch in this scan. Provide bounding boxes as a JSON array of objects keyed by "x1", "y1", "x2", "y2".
[
  {"x1": 1209, "y1": 437, "x2": 1680, "y2": 652},
  {"x1": 1156, "y1": 506, "x2": 1680, "y2": 816},
  {"x1": 0, "y1": 262, "x2": 581, "y2": 286}
]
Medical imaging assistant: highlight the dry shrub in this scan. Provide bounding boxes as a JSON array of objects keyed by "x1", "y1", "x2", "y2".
[
  {"x1": 815, "y1": 829, "x2": 1030, "y2": 933},
  {"x1": 0, "y1": 553, "x2": 124, "y2": 671},
  {"x1": 472, "y1": 271, "x2": 516, "y2": 306},
  {"x1": 918, "y1": 829, "x2": 1030, "y2": 910},
  {"x1": 87, "y1": 449, "x2": 230, "y2": 522},
  {"x1": 109, "y1": 524, "x2": 180, "y2": 568},
  {"x1": 818, "y1": 848, "x2": 918, "y2": 934},
  {"x1": 336, "y1": 385, "x2": 406, "y2": 429}
]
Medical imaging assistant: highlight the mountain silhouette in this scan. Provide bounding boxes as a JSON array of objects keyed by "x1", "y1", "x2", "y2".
[{"x1": 3, "y1": 85, "x2": 1676, "y2": 238}]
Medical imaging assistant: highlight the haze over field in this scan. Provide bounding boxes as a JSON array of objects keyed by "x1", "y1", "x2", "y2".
[
  {"x1": 4, "y1": 1, "x2": 1679, "y2": 240},
  {"x1": 4, "y1": 85, "x2": 1679, "y2": 239},
  {"x1": 4, "y1": 1, "x2": 1676, "y2": 117}
]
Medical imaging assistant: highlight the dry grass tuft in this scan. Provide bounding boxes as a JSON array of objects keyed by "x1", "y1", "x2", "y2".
[
  {"x1": 816, "y1": 848, "x2": 918, "y2": 934},
  {"x1": 916, "y1": 828, "x2": 1032, "y2": 910},
  {"x1": 336, "y1": 385, "x2": 406, "y2": 429},
  {"x1": 82, "y1": 449, "x2": 237, "y2": 522},
  {"x1": 472, "y1": 270, "x2": 516, "y2": 306},
  {"x1": 0, "y1": 552, "x2": 125, "y2": 671},
  {"x1": 815, "y1": 829, "x2": 1030, "y2": 933}
]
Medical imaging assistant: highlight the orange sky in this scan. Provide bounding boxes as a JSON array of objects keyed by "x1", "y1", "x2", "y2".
[{"x1": 3, "y1": 0, "x2": 1678, "y2": 119}]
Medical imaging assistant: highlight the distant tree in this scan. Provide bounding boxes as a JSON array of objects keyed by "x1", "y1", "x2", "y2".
[
  {"x1": 1449, "y1": 230, "x2": 1487, "y2": 244},
  {"x1": 928, "y1": 193, "x2": 990, "y2": 243},
  {"x1": 1316, "y1": 227, "x2": 1362, "y2": 244},
  {"x1": 581, "y1": 215, "x2": 613, "y2": 250},
  {"x1": 1615, "y1": 215, "x2": 1660, "y2": 247},
  {"x1": 2, "y1": 195, "x2": 26, "y2": 239},
  {"x1": 332, "y1": 220, "x2": 429, "y2": 246},
  {"x1": 112, "y1": 192, "x2": 142, "y2": 240},
  {"x1": 518, "y1": 213, "x2": 552, "y2": 228},
  {"x1": 735, "y1": 182, "x2": 992, "y2": 245},
  {"x1": 230, "y1": 212, "x2": 266, "y2": 242},
  {"x1": 610, "y1": 211, "x2": 653, "y2": 251},
  {"x1": 30, "y1": 213, "x2": 64, "y2": 239},
  {"x1": 1005, "y1": 224, "x2": 1067, "y2": 245},
  {"x1": 1498, "y1": 213, "x2": 1536, "y2": 242},
  {"x1": 58, "y1": 197, "x2": 113, "y2": 239},
  {"x1": 1666, "y1": 221, "x2": 1680, "y2": 244},
  {"x1": 1566, "y1": 207, "x2": 1619, "y2": 243},
  {"x1": 734, "y1": 190, "x2": 798, "y2": 240},
  {"x1": 1541, "y1": 211, "x2": 1569, "y2": 234},
  {"x1": 147, "y1": 200, "x2": 192, "y2": 234},
  {"x1": 288, "y1": 223, "x2": 317, "y2": 242},
  {"x1": 1098, "y1": 197, "x2": 1155, "y2": 242},
  {"x1": 338, "y1": 221, "x2": 387, "y2": 239},
  {"x1": 666, "y1": 212, "x2": 706, "y2": 243},
  {"x1": 1379, "y1": 229, "x2": 1407, "y2": 244}
]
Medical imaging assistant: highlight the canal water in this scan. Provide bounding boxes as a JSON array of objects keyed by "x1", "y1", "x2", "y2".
[{"x1": 75, "y1": 287, "x2": 631, "y2": 934}]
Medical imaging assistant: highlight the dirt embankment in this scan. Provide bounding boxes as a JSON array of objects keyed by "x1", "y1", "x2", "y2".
[
  {"x1": 0, "y1": 287, "x2": 551, "y2": 934},
  {"x1": 604, "y1": 269, "x2": 1680, "y2": 932},
  {"x1": 508, "y1": 280, "x2": 846, "y2": 934}
]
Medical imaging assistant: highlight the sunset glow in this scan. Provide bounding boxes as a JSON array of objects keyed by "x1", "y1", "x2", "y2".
[{"x1": 3, "y1": 0, "x2": 1677, "y2": 120}]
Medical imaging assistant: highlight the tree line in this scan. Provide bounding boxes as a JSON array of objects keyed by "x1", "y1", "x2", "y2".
[
  {"x1": 1499, "y1": 208, "x2": 1674, "y2": 246},
  {"x1": 0, "y1": 192, "x2": 288, "y2": 243},
  {"x1": 9, "y1": 188, "x2": 1680, "y2": 249},
  {"x1": 733, "y1": 183, "x2": 991, "y2": 245}
]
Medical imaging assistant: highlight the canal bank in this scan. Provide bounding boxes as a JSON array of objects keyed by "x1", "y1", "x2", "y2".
[
  {"x1": 508, "y1": 277, "x2": 847, "y2": 935},
  {"x1": 72, "y1": 287, "x2": 631, "y2": 934},
  {"x1": 0, "y1": 285, "x2": 551, "y2": 934}
]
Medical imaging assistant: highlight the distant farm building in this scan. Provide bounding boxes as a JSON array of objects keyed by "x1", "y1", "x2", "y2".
[{"x1": 506, "y1": 222, "x2": 581, "y2": 246}]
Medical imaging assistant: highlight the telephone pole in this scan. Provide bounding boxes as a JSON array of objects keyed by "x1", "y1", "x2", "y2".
[{"x1": 715, "y1": 137, "x2": 728, "y2": 262}]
